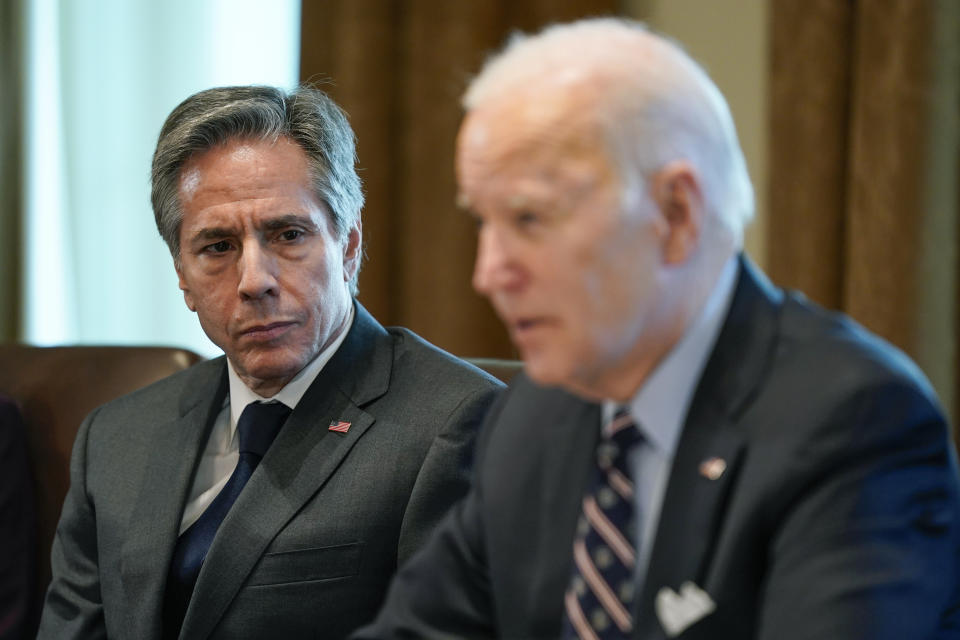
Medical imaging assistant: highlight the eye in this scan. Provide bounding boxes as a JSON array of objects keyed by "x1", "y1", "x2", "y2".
[
  {"x1": 514, "y1": 210, "x2": 540, "y2": 228},
  {"x1": 278, "y1": 229, "x2": 304, "y2": 242},
  {"x1": 203, "y1": 240, "x2": 233, "y2": 254}
]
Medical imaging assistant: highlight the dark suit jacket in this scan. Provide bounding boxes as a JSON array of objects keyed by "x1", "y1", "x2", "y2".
[
  {"x1": 359, "y1": 258, "x2": 960, "y2": 639},
  {"x1": 0, "y1": 396, "x2": 36, "y2": 640},
  {"x1": 37, "y1": 304, "x2": 503, "y2": 640}
]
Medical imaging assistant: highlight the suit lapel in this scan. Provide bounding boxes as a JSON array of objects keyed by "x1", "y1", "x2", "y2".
[
  {"x1": 638, "y1": 405, "x2": 745, "y2": 638},
  {"x1": 639, "y1": 256, "x2": 783, "y2": 637},
  {"x1": 119, "y1": 359, "x2": 228, "y2": 640},
  {"x1": 537, "y1": 394, "x2": 601, "y2": 617},
  {"x1": 180, "y1": 304, "x2": 394, "y2": 639}
]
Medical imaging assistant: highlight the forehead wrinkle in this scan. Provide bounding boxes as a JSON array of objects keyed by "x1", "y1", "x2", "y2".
[
  {"x1": 491, "y1": 88, "x2": 606, "y2": 161},
  {"x1": 490, "y1": 126, "x2": 612, "y2": 193},
  {"x1": 262, "y1": 213, "x2": 321, "y2": 232},
  {"x1": 178, "y1": 137, "x2": 313, "y2": 201},
  {"x1": 459, "y1": 83, "x2": 619, "y2": 219}
]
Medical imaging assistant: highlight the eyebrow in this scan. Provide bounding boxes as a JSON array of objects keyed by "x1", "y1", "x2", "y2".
[
  {"x1": 188, "y1": 214, "x2": 320, "y2": 244},
  {"x1": 261, "y1": 213, "x2": 320, "y2": 232},
  {"x1": 190, "y1": 226, "x2": 236, "y2": 243}
]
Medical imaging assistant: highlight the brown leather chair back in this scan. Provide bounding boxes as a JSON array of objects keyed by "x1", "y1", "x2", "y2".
[
  {"x1": 0, "y1": 343, "x2": 204, "y2": 625},
  {"x1": 466, "y1": 357, "x2": 523, "y2": 384}
]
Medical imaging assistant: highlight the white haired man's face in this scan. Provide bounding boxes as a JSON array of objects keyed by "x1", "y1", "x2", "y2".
[{"x1": 458, "y1": 95, "x2": 679, "y2": 401}]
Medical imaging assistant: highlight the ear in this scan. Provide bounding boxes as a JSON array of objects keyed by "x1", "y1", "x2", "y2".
[
  {"x1": 176, "y1": 262, "x2": 198, "y2": 312},
  {"x1": 342, "y1": 221, "x2": 363, "y2": 283},
  {"x1": 650, "y1": 161, "x2": 704, "y2": 265}
]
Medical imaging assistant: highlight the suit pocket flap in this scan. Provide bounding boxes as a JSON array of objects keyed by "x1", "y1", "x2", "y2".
[{"x1": 248, "y1": 542, "x2": 363, "y2": 586}]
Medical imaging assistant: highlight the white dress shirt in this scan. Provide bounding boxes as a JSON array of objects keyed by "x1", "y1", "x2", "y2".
[
  {"x1": 179, "y1": 305, "x2": 355, "y2": 533},
  {"x1": 601, "y1": 256, "x2": 738, "y2": 592}
]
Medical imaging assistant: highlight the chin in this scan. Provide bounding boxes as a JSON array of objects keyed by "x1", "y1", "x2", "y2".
[
  {"x1": 524, "y1": 353, "x2": 607, "y2": 401},
  {"x1": 238, "y1": 350, "x2": 308, "y2": 382}
]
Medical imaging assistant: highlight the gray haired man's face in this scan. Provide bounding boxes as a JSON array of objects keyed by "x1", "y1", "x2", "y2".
[{"x1": 174, "y1": 136, "x2": 361, "y2": 397}]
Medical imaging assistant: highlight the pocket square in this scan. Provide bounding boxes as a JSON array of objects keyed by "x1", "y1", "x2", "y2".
[{"x1": 655, "y1": 581, "x2": 716, "y2": 637}]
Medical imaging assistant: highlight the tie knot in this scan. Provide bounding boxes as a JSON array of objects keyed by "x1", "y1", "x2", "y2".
[
  {"x1": 236, "y1": 401, "x2": 291, "y2": 458},
  {"x1": 602, "y1": 408, "x2": 643, "y2": 454}
]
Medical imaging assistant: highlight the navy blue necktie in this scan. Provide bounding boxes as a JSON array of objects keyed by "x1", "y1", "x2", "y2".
[
  {"x1": 562, "y1": 409, "x2": 644, "y2": 639},
  {"x1": 162, "y1": 401, "x2": 291, "y2": 639}
]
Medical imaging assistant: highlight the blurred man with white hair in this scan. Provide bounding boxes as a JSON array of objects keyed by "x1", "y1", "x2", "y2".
[{"x1": 357, "y1": 17, "x2": 960, "y2": 640}]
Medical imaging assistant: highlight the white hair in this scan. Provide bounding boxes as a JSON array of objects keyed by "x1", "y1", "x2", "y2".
[{"x1": 463, "y1": 18, "x2": 754, "y2": 245}]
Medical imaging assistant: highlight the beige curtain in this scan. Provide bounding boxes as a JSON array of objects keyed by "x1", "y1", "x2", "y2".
[
  {"x1": 300, "y1": 0, "x2": 617, "y2": 360},
  {"x1": 769, "y1": 0, "x2": 960, "y2": 431},
  {"x1": 0, "y1": 0, "x2": 24, "y2": 341}
]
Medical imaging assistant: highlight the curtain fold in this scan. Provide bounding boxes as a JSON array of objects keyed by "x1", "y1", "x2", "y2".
[
  {"x1": 769, "y1": 0, "x2": 959, "y2": 428},
  {"x1": 300, "y1": 0, "x2": 617, "y2": 360},
  {"x1": 0, "y1": 0, "x2": 24, "y2": 341}
]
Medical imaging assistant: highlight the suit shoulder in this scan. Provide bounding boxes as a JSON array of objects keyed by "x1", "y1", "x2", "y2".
[
  {"x1": 777, "y1": 292, "x2": 937, "y2": 401},
  {"x1": 84, "y1": 357, "x2": 223, "y2": 429},
  {"x1": 476, "y1": 373, "x2": 594, "y2": 446}
]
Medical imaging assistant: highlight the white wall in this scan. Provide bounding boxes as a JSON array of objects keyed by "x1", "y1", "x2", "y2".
[
  {"x1": 622, "y1": 0, "x2": 769, "y2": 268},
  {"x1": 22, "y1": 0, "x2": 301, "y2": 356}
]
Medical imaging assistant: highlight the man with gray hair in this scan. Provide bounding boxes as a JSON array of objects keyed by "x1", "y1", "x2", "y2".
[
  {"x1": 359, "y1": 18, "x2": 960, "y2": 639},
  {"x1": 37, "y1": 85, "x2": 502, "y2": 640}
]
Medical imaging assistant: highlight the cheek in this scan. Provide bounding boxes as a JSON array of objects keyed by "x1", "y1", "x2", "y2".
[
  {"x1": 565, "y1": 250, "x2": 620, "y2": 315},
  {"x1": 191, "y1": 288, "x2": 236, "y2": 323},
  {"x1": 304, "y1": 269, "x2": 340, "y2": 305},
  {"x1": 570, "y1": 264, "x2": 650, "y2": 351}
]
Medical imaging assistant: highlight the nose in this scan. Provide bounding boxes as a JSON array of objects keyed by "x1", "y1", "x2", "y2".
[
  {"x1": 472, "y1": 224, "x2": 522, "y2": 297},
  {"x1": 237, "y1": 242, "x2": 279, "y2": 300}
]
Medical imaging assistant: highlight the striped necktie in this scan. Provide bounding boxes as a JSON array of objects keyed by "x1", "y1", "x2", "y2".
[
  {"x1": 162, "y1": 400, "x2": 291, "y2": 639},
  {"x1": 562, "y1": 408, "x2": 644, "y2": 639}
]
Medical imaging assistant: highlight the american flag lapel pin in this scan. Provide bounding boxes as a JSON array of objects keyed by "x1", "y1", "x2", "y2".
[{"x1": 329, "y1": 420, "x2": 351, "y2": 433}]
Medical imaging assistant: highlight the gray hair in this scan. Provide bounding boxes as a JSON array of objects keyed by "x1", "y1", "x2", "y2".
[
  {"x1": 463, "y1": 18, "x2": 754, "y2": 246},
  {"x1": 151, "y1": 85, "x2": 364, "y2": 293}
]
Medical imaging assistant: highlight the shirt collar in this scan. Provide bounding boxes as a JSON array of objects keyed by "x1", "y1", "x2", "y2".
[
  {"x1": 603, "y1": 256, "x2": 739, "y2": 457},
  {"x1": 226, "y1": 303, "x2": 355, "y2": 436}
]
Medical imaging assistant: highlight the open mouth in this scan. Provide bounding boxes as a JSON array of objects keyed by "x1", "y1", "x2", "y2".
[{"x1": 511, "y1": 317, "x2": 550, "y2": 341}]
